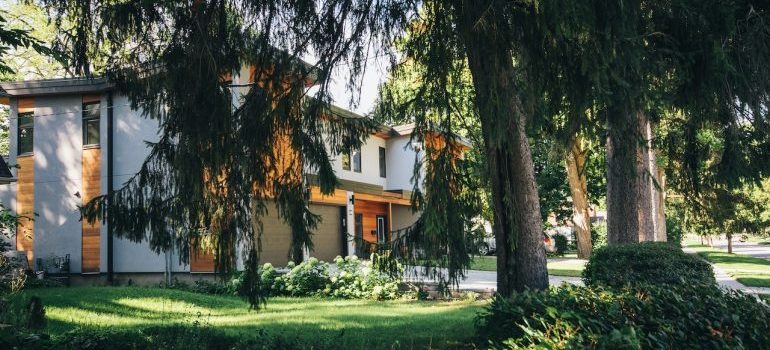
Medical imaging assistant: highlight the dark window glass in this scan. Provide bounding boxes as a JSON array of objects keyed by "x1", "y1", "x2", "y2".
[
  {"x1": 379, "y1": 147, "x2": 386, "y2": 177},
  {"x1": 352, "y1": 148, "x2": 361, "y2": 173},
  {"x1": 17, "y1": 112, "x2": 33, "y2": 155},
  {"x1": 82, "y1": 101, "x2": 100, "y2": 146}
]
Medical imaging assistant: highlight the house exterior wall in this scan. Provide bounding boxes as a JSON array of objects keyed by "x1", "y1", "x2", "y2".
[
  {"x1": 0, "y1": 76, "x2": 432, "y2": 276},
  {"x1": 385, "y1": 135, "x2": 421, "y2": 192}
]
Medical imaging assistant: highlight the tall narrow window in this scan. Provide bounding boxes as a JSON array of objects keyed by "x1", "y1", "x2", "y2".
[
  {"x1": 351, "y1": 147, "x2": 361, "y2": 173},
  {"x1": 379, "y1": 147, "x2": 386, "y2": 177},
  {"x1": 341, "y1": 152, "x2": 351, "y2": 170},
  {"x1": 82, "y1": 101, "x2": 100, "y2": 146},
  {"x1": 17, "y1": 112, "x2": 33, "y2": 155}
]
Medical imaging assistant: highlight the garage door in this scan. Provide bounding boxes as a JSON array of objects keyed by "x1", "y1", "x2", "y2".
[
  {"x1": 258, "y1": 203, "x2": 343, "y2": 267},
  {"x1": 260, "y1": 205, "x2": 293, "y2": 266},
  {"x1": 308, "y1": 204, "x2": 343, "y2": 263}
]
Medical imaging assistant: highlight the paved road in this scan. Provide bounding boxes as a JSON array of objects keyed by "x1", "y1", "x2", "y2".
[
  {"x1": 708, "y1": 241, "x2": 770, "y2": 259},
  {"x1": 404, "y1": 267, "x2": 582, "y2": 292}
]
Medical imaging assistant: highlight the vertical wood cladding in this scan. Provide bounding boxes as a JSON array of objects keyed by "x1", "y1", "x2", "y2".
[
  {"x1": 354, "y1": 199, "x2": 388, "y2": 243},
  {"x1": 81, "y1": 147, "x2": 101, "y2": 273},
  {"x1": 16, "y1": 98, "x2": 34, "y2": 266},
  {"x1": 190, "y1": 237, "x2": 216, "y2": 273},
  {"x1": 81, "y1": 95, "x2": 101, "y2": 273},
  {"x1": 16, "y1": 155, "x2": 34, "y2": 266}
]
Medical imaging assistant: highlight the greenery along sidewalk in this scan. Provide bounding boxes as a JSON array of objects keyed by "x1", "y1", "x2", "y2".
[
  {"x1": 470, "y1": 255, "x2": 586, "y2": 277},
  {"x1": 24, "y1": 287, "x2": 483, "y2": 349},
  {"x1": 687, "y1": 244, "x2": 770, "y2": 288}
]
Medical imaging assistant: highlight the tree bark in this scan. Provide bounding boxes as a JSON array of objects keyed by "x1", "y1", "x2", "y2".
[
  {"x1": 606, "y1": 108, "x2": 656, "y2": 243},
  {"x1": 454, "y1": 0, "x2": 549, "y2": 295},
  {"x1": 565, "y1": 137, "x2": 592, "y2": 258}
]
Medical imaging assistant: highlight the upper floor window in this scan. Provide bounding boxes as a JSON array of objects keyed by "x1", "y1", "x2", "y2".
[
  {"x1": 379, "y1": 147, "x2": 386, "y2": 177},
  {"x1": 82, "y1": 101, "x2": 100, "y2": 146},
  {"x1": 17, "y1": 112, "x2": 33, "y2": 155},
  {"x1": 351, "y1": 148, "x2": 361, "y2": 173},
  {"x1": 341, "y1": 147, "x2": 361, "y2": 173}
]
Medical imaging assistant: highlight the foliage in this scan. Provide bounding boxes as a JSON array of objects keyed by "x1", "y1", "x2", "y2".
[
  {"x1": 583, "y1": 242, "x2": 715, "y2": 289},
  {"x1": 476, "y1": 284, "x2": 770, "y2": 349},
  {"x1": 665, "y1": 200, "x2": 685, "y2": 245},
  {"x1": 553, "y1": 234, "x2": 568, "y2": 256},
  {"x1": 590, "y1": 221, "x2": 608, "y2": 250},
  {"x1": 176, "y1": 255, "x2": 404, "y2": 300},
  {"x1": 1, "y1": 325, "x2": 306, "y2": 350}
]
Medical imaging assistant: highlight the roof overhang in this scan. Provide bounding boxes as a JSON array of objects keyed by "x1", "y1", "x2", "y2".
[{"x1": 0, "y1": 77, "x2": 111, "y2": 101}]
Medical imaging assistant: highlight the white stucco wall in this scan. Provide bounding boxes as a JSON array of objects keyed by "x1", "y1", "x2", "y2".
[
  {"x1": 330, "y1": 135, "x2": 388, "y2": 188},
  {"x1": 110, "y1": 94, "x2": 188, "y2": 273},
  {"x1": 385, "y1": 135, "x2": 421, "y2": 192},
  {"x1": 31, "y1": 95, "x2": 84, "y2": 272}
]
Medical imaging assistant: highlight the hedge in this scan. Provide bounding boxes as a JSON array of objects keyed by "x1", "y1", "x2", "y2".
[
  {"x1": 582, "y1": 242, "x2": 715, "y2": 288},
  {"x1": 476, "y1": 284, "x2": 770, "y2": 349}
]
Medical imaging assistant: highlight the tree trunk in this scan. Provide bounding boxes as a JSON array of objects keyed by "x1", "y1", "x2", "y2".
[
  {"x1": 727, "y1": 232, "x2": 733, "y2": 253},
  {"x1": 565, "y1": 137, "x2": 592, "y2": 258},
  {"x1": 454, "y1": 0, "x2": 549, "y2": 295},
  {"x1": 653, "y1": 163, "x2": 667, "y2": 241},
  {"x1": 606, "y1": 108, "x2": 656, "y2": 243}
]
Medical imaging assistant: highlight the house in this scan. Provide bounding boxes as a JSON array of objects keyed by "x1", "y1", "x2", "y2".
[{"x1": 0, "y1": 66, "x2": 466, "y2": 283}]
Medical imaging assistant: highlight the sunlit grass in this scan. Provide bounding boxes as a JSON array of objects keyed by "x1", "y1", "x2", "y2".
[
  {"x1": 469, "y1": 255, "x2": 586, "y2": 277},
  {"x1": 733, "y1": 273, "x2": 770, "y2": 288},
  {"x1": 27, "y1": 287, "x2": 484, "y2": 349}
]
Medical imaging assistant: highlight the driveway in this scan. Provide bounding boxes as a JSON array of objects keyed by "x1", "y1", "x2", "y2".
[
  {"x1": 709, "y1": 240, "x2": 770, "y2": 259},
  {"x1": 404, "y1": 266, "x2": 582, "y2": 292}
]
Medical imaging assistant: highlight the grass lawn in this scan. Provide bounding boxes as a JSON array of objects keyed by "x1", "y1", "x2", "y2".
[
  {"x1": 686, "y1": 244, "x2": 770, "y2": 288},
  {"x1": 469, "y1": 256, "x2": 586, "y2": 277},
  {"x1": 25, "y1": 287, "x2": 483, "y2": 349}
]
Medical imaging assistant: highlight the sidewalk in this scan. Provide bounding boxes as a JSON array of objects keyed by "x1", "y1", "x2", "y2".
[
  {"x1": 404, "y1": 266, "x2": 582, "y2": 294},
  {"x1": 682, "y1": 247, "x2": 770, "y2": 295}
]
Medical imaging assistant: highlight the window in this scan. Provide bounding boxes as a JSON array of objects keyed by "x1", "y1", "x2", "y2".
[
  {"x1": 379, "y1": 147, "x2": 386, "y2": 177},
  {"x1": 351, "y1": 147, "x2": 361, "y2": 173},
  {"x1": 342, "y1": 147, "x2": 361, "y2": 172},
  {"x1": 82, "y1": 101, "x2": 100, "y2": 146},
  {"x1": 17, "y1": 112, "x2": 33, "y2": 155},
  {"x1": 342, "y1": 152, "x2": 351, "y2": 170}
]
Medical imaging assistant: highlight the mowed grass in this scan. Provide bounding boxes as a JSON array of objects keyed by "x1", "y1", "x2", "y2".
[
  {"x1": 26, "y1": 287, "x2": 484, "y2": 349},
  {"x1": 469, "y1": 256, "x2": 586, "y2": 277},
  {"x1": 686, "y1": 244, "x2": 770, "y2": 288}
]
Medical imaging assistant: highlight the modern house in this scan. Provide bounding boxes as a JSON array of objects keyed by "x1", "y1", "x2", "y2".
[{"x1": 0, "y1": 66, "x2": 465, "y2": 282}]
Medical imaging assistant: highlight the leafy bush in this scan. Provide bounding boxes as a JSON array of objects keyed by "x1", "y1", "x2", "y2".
[
  {"x1": 2, "y1": 325, "x2": 308, "y2": 350},
  {"x1": 590, "y1": 221, "x2": 607, "y2": 249},
  {"x1": 583, "y1": 242, "x2": 715, "y2": 288},
  {"x1": 554, "y1": 234, "x2": 568, "y2": 256},
  {"x1": 476, "y1": 284, "x2": 770, "y2": 349},
  {"x1": 177, "y1": 255, "x2": 404, "y2": 300}
]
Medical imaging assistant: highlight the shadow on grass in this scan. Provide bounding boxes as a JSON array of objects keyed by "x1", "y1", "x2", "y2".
[{"x1": 27, "y1": 286, "x2": 484, "y2": 350}]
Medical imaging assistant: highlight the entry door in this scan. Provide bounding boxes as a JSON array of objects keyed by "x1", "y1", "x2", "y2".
[{"x1": 376, "y1": 215, "x2": 388, "y2": 245}]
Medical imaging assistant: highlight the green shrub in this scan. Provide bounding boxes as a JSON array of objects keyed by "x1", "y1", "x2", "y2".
[
  {"x1": 590, "y1": 221, "x2": 607, "y2": 249},
  {"x1": 281, "y1": 257, "x2": 331, "y2": 296},
  {"x1": 476, "y1": 284, "x2": 770, "y2": 349},
  {"x1": 554, "y1": 234, "x2": 568, "y2": 256},
  {"x1": 583, "y1": 242, "x2": 715, "y2": 288},
  {"x1": 36, "y1": 325, "x2": 305, "y2": 350}
]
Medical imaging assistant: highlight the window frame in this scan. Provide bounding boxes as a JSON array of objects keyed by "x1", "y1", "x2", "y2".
[
  {"x1": 82, "y1": 101, "x2": 101, "y2": 147},
  {"x1": 17, "y1": 111, "x2": 34, "y2": 155},
  {"x1": 378, "y1": 147, "x2": 386, "y2": 178},
  {"x1": 351, "y1": 147, "x2": 361, "y2": 173}
]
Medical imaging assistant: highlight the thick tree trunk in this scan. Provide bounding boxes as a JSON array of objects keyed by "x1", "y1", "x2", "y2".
[
  {"x1": 606, "y1": 108, "x2": 656, "y2": 243},
  {"x1": 565, "y1": 137, "x2": 592, "y2": 258},
  {"x1": 454, "y1": 0, "x2": 549, "y2": 295},
  {"x1": 727, "y1": 232, "x2": 733, "y2": 254}
]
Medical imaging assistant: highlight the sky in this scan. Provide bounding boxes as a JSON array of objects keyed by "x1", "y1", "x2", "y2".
[{"x1": 307, "y1": 54, "x2": 392, "y2": 117}]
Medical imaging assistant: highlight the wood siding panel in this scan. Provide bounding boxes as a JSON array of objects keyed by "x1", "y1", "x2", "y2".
[
  {"x1": 190, "y1": 237, "x2": 216, "y2": 273},
  {"x1": 309, "y1": 186, "x2": 348, "y2": 205},
  {"x1": 81, "y1": 147, "x2": 101, "y2": 273},
  {"x1": 16, "y1": 155, "x2": 34, "y2": 265},
  {"x1": 354, "y1": 200, "x2": 388, "y2": 243}
]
